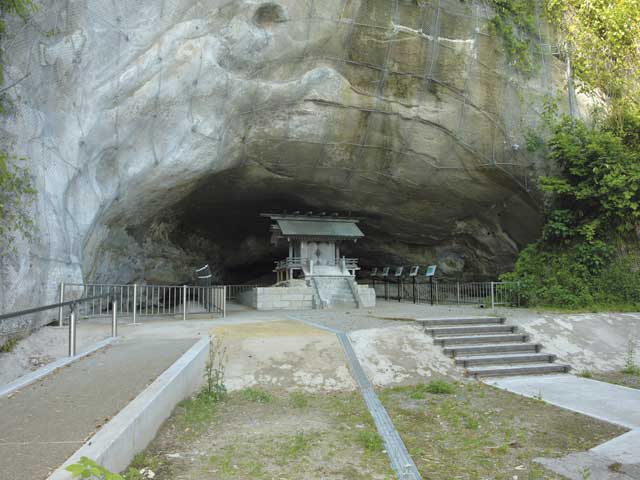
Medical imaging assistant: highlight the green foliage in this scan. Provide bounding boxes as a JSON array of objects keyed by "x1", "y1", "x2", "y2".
[
  {"x1": 502, "y1": 242, "x2": 640, "y2": 308},
  {"x1": 409, "y1": 380, "x2": 456, "y2": 398},
  {"x1": 1, "y1": 1, "x2": 38, "y2": 249},
  {"x1": 524, "y1": 128, "x2": 545, "y2": 152},
  {"x1": 0, "y1": 0, "x2": 38, "y2": 96},
  {"x1": 0, "y1": 335, "x2": 20, "y2": 352},
  {"x1": 623, "y1": 337, "x2": 640, "y2": 376},
  {"x1": 545, "y1": 0, "x2": 640, "y2": 110},
  {"x1": 540, "y1": 116, "x2": 640, "y2": 241},
  {"x1": 489, "y1": 0, "x2": 538, "y2": 75},
  {"x1": 356, "y1": 429, "x2": 384, "y2": 453},
  {"x1": 0, "y1": 152, "x2": 35, "y2": 246},
  {"x1": 240, "y1": 387, "x2": 273, "y2": 403},
  {"x1": 203, "y1": 338, "x2": 227, "y2": 402},
  {"x1": 65, "y1": 457, "x2": 123, "y2": 480},
  {"x1": 289, "y1": 391, "x2": 309, "y2": 408}
]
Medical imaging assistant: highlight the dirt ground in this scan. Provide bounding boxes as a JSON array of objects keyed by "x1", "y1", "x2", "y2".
[
  {"x1": 210, "y1": 320, "x2": 356, "y2": 392},
  {"x1": 379, "y1": 381, "x2": 626, "y2": 480},
  {"x1": 131, "y1": 388, "x2": 395, "y2": 479},
  {"x1": 587, "y1": 371, "x2": 640, "y2": 390}
]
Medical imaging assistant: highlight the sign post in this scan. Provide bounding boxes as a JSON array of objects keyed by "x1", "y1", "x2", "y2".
[
  {"x1": 425, "y1": 265, "x2": 437, "y2": 306},
  {"x1": 409, "y1": 266, "x2": 419, "y2": 303}
]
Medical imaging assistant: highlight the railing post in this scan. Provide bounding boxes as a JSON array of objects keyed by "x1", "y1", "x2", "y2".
[
  {"x1": 457, "y1": 282, "x2": 460, "y2": 305},
  {"x1": 68, "y1": 305, "x2": 77, "y2": 357},
  {"x1": 183, "y1": 285, "x2": 187, "y2": 321},
  {"x1": 111, "y1": 299, "x2": 118, "y2": 337},
  {"x1": 223, "y1": 286, "x2": 227, "y2": 318},
  {"x1": 132, "y1": 284, "x2": 137, "y2": 325},
  {"x1": 491, "y1": 281, "x2": 496, "y2": 310},
  {"x1": 58, "y1": 282, "x2": 65, "y2": 327}
]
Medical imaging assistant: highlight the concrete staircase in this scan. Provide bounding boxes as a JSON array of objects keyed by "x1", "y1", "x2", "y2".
[
  {"x1": 312, "y1": 276, "x2": 358, "y2": 309},
  {"x1": 418, "y1": 316, "x2": 571, "y2": 378}
]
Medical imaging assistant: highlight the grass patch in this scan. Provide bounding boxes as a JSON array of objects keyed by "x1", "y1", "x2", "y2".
[
  {"x1": 589, "y1": 371, "x2": 640, "y2": 390},
  {"x1": 240, "y1": 387, "x2": 273, "y2": 403},
  {"x1": 0, "y1": 336, "x2": 21, "y2": 353},
  {"x1": 289, "y1": 391, "x2": 308, "y2": 408},
  {"x1": 356, "y1": 429, "x2": 384, "y2": 453},
  {"x1": 380, "y1": 381, "x2": 625, "y2": 479},
  {"x1": 388, "y1": 380, "x2": 457, "y2": 400},
  {"x1": 578, "y1": 370, "x2": 594, "y2": 379}
]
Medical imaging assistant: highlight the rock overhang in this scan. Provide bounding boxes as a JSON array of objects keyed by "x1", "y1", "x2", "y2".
[{"x1": 1, "y1": 0, "x2": 583, "y2": 303}]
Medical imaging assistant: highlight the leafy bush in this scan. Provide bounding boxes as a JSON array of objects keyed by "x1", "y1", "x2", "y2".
[{"x1": 503, "y1": 109, "x2": 640, "y2": 310}]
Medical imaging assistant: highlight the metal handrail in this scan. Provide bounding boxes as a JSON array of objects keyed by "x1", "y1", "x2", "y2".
[
  {"x1": 0, "y1": 293, "x2": 111, "y2": 321},
  {"x1": 1, "y1": 292, "x2": 116, "y2": 357}
]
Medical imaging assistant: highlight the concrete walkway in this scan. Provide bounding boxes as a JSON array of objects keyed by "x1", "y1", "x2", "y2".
[
  {"x1": 487, "y1": 375, "x2": 640, "y2": 479},
  {"x1": 0, "y1": 337, "x2": 196, "y2": 480}
]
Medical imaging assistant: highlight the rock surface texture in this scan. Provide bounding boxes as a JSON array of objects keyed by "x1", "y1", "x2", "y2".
[{"x1": 1, "y1": 0, "x2": 584, "y2": 311}]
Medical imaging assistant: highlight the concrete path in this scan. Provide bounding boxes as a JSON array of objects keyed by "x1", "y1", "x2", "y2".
[
  {"x1": 487, "y1": 375, "x2": 640, "y2": 479},
  {"x1": 0, "y1": 337, "x2": 196, "y2": 480},
  {"x1": 486, "y1": 374, "x2": 640, "y2": 429}
]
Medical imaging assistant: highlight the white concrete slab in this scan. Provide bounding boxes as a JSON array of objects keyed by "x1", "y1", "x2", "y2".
[
  {"x1": 592, "y1": 430, "x2": 640, "y2": 464},
  {"x1": 486, "y1": 374, "x2": 640, "y2": 429}
]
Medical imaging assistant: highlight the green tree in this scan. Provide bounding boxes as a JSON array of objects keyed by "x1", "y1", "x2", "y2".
[
  {"x1": 540, "y1": 116, "x2": 640, "y2": 242},
  {"x1": 1, "y1": 0, "x2": 37, "y2": 248},
  {"x1": 545, "y1": 0, "x2": 640, "y2": 114}
]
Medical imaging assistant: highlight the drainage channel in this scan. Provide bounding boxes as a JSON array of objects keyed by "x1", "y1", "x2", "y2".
[{"x1": 288, "y1": 316, "x2": 422, "y2": 480}]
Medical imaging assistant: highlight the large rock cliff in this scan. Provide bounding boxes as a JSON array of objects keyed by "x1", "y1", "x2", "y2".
[{"x1": 0, "y1": 0, "x2": 585, "y2": 310}]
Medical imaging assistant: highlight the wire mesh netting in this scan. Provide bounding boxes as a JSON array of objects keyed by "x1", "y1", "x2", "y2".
[{"x1": 5, "y1": 0, "x2": 568, "y2": 197}]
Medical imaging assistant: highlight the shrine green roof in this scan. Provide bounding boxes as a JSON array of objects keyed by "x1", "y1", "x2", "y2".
[{"x1": 262, "y1": 214, "x2": 364, "y2": 240}]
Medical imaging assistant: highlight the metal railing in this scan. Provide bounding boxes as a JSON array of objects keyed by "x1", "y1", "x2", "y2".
[
  {"x1": 274, "y1": 257, "x2": 307, "y2": 271},
  {"x1": 61, "y1": 283, "x2": 226, "y2": 322},
  {"x1": 225, "y1": 284, "x2": 262, "y2": 301},
  {"x1": 0, "y1": 291, "x2": 118, "y2": 357},
  {"x1": 367, "y1": 279, "x2": 521, "y2": 308},
  {"x1": 343, "y1": 258, "x2": 359, "y2": 270}
]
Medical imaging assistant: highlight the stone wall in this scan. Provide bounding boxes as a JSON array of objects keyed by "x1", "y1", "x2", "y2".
[
  {"x1": 0, "y1": 312, "x2": 54, "y2": 348},
  {"x1": 238, "y1": 286, "x2": 315, "y2": 311},
  {"x1": 357, "y1": 286, "x2": 376, "y2": 308}
]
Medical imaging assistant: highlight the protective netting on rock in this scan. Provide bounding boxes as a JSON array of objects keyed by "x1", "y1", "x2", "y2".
[{"x1": 0, "y1": 0, "x2": 575, "y2": 292}]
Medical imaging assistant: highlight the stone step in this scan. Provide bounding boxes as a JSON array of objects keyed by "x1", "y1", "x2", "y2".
[
  {"x1": 466, "y1": 363, "x2": 571, "y2": 378},
  {"x1": 417, "y1": 317, "x2": 505, "y2": 326},
  {"x1": 435, "y1": 333, "x2": 529, "y2": 346},
  {"x1": 455, "y1": 352, "x2": 556, "y2": 367},
  {"x1": 426, "y1": 324, "x2": 516, "y2": 336},
  {"x1": 443, "y1": 343, "x2": 541, "y2": 357}
]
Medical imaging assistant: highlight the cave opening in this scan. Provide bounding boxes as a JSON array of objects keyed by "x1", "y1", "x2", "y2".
[
  {"x1": 160, "y1": 167, "x2": 387, "y2": 285},
  {"x1": 92, "y1": 162, "x2": 540, "y2": 287}
]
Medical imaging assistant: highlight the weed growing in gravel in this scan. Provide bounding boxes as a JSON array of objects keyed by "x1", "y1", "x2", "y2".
[
  {"x1": 204, "y1": 337, "x2": 227, "y2": 401},
  {"x1": 622, "y1": 337, "x2": 640, "y2": 376},
  {"x1": 289, "y1": 391, "x2": 308, "y2": 408},
  {"x1": 356, "y1": 429, "x2": 384, "y2": 453},
  {"x1": 0, "y1": 336, "x2": 20, "y2": 353},
  {"x1": 240, "y1": 387, "x2": 273, "y2": 403},
  {"x1": 578, "y1": 370, "x2": 593, "y2": 379},
  {"x1": 278, "y1": 431, "x2": 312, "y2": 463}
]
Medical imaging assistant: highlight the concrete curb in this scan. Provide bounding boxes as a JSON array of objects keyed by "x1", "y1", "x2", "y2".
[
  {"x1": 47, "y1": 336, "x2": 210, "y2": 480},
  {"x1": 0, "y1": 337, "x2": 116, "y2": 398}
]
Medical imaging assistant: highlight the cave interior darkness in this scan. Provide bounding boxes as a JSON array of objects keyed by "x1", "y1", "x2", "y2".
[
  {"x1": 159, "y1": 167, "x2": 399, "y2": 285},
  {"x1": 115, "y1": 163, "x2": 539, "y2": 287}
]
